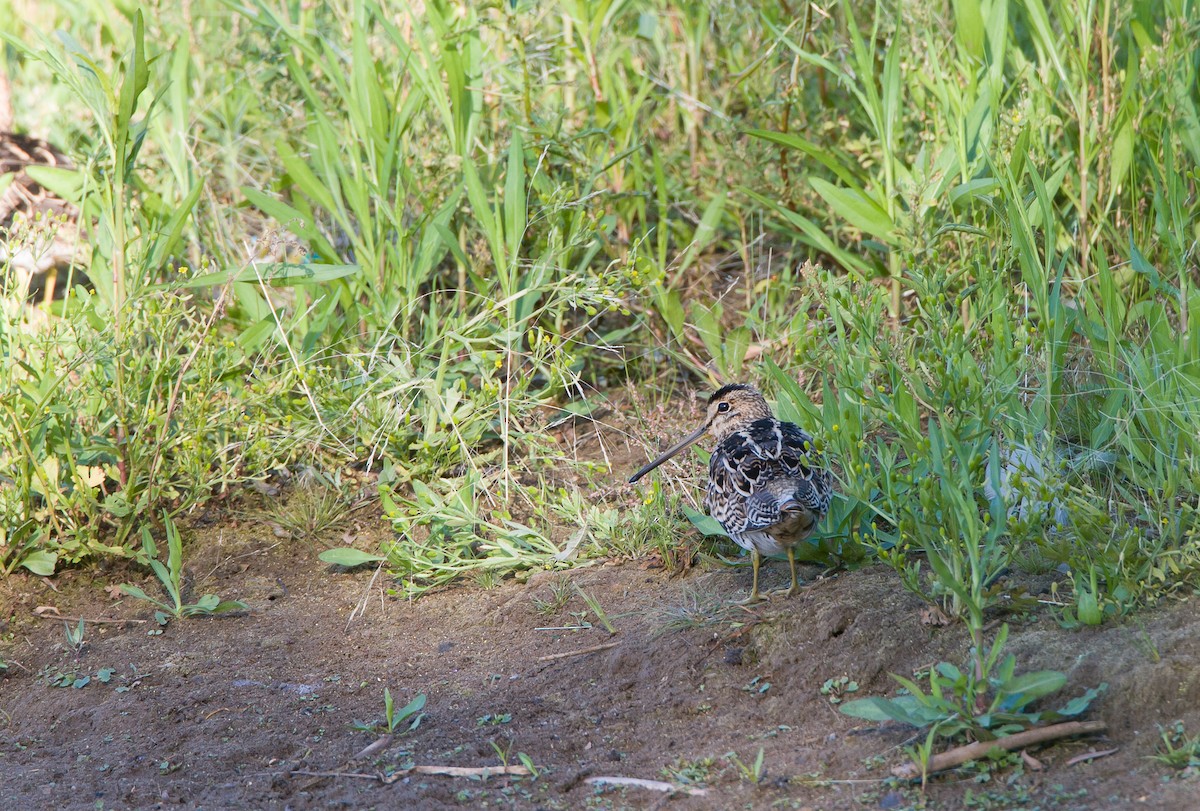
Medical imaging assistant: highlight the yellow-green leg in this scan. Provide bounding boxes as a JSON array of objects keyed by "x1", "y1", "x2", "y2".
[
  {"x1": 784, "y1": 546, "x2": 798, "y2": 597},
  {"x1": 736, "y1": 550, "x2": 766, "y2": 604},
  {"x1": 767, "y1": 547, "x2": 801, "y2": 598}
]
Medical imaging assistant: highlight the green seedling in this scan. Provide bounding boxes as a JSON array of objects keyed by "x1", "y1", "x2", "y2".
[
  {"x1": 573, "y1": 585, "x2": 616, "y2": 634},
  {"x1": 1151, "y1": 721, "x2": 1200, "y2": 769},
  {"x1": 820, "y1": 675, "x2": 859, "y2": 704},
  {"x1": 354, "y1": 689, "x2": 426, "y2": 735},
  {"x1": 119, "y1": 513, "x2": 247, "y2": 622},
  {"x1": 725, "y1": 747, "x2": 766, "y2": 784},
  {"x1": 477, "y1": 713, "x2": 512, "y2": 726},
  {"x1": 63, "y1": 619, "x2": 86, "y2": 657},
  {"x1": 531, "y1": 576, "x2": 574, "y2": 615},
  {"x1": 384, "y1": 688, "x2": 426, "y2": 735}
]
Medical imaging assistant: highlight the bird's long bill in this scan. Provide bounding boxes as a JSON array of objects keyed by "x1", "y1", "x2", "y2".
[{"x1": 628, "y1": 423, "x2": 707, "y2": 483}]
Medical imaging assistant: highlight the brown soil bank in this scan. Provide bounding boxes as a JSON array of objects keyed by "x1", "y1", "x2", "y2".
[{"x1": 2, "y1": 520, "x2": 1199, "y2": 810}]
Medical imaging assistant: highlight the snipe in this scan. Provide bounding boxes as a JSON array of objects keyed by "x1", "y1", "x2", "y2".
[{"x1": 630, "y1": 384, "x2": 832, "y2": 602}]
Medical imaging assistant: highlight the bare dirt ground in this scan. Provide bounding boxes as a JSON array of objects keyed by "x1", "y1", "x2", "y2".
[
  {"x1": 2, "y1": 400, "x2": 1200, "y2": 810},
  {"x1": 3, "y1": 521, "x2": 1200, "y2": 810}
]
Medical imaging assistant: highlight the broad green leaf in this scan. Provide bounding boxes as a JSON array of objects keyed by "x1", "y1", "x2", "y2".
[
  {"x1": 1021, "y1": 0, "x2": 1067, "y2": 84},
  {"x1": 836, "y1": 696, "x2": 898, "y2": 722},
  {"x1": 998, "y1": 670, "x2": 1067, "y2": 705},
  {"x1": 936, "y1": 662, "x2": 964, "y2": 682},
  {"x1": 433, "y1": 221, "x2": 470, "y2": 271},
  {"x1": 115, "y1": 10, "x2": 150, "y2": 169},
  {"x1": 165, "y1": 263, "x2": 360, "y2": 290},
  {"x1": 319, "y1": 548, "x2": 387, "y2": 567},
  {"x1": 763, "y1": 357, "x2": 820, "y2": 426},
  {"x1": 1130, "y1": 237, "x2": 1179, "y2": 300},
  {"x1": 745, "y1": 129, "x2": 861, "y2": 189},
  {"x1": 273, "y1": 138, "x2": 338, "y2": 215},
  {"x1": 146, "y1": 179, "x2": 205, "y2": 270},
  {"x1": 193, "y1": 594, "x2": 220, "y2": 611},
  {"x1": 149, "y1": 560, "x2": 173, "y2": 592},
  {"x1": 984, "y1": 0, "x2": 1009, "y2": 85},
  {"x1": 504, "y1": 132, "x2": 526, "y2": 261},
  {"x1": 165, "y1": 515, "x2": 182, "y2": 586},
  {"x1": 19, "y1": 550, "x2": 58, "y2": 576},
  {"x1": 395, "y1": 692, "x2": 428, "y2": 720},
  {"x1": 1056, "y1": 684, "x2": 1107, "y2": 716},
  {"x1": 810, "y1": 177, "x2": 896, "y2": 244},
  {"x1": 104, "y1": 493, "x2": 133, "y2": 518},
  {"x1": 952, "y1": 0, "x2": 985, "y2": 61},
  {"x1": 463, "y1": 158, "x2": 505, "y2": 276},
  {"x1": 838, "y1": 695, "x2": 933, "y2": 727},
  {"x1": 683, "y1": 507, "x2": 728, "y2": 538},
  {"x1": 677, "y1": 191, "x2": 726, "y2": 273},
  {"x1": 741, "y1": 188, "x2": 874, "y2": 278},
  {"x1": 23, "y1": 165, "x2": 86, "y2": 203},
  {"x1": 636, "y1": 12, "x2": 657, "y2": 39},
  {"x1": 119, "y1": 584, "x2": 156, "y2": 602},
  {"x1": 948, "y1": 177, "x2": 1000, "y2": 207},
  {"x1": 1109, "y1": 118, "x2": 1133, "y2": 192}
]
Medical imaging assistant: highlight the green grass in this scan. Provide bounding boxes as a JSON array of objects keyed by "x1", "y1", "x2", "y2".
[
  {"x1": 1152, "y1": 720, "x2": 1200, "y2": 770},
  {"x1": 0, "y1": 0, "x2": 1197, "y2": 645}
]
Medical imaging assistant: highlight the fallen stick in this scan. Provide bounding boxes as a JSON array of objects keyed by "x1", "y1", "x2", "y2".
[
  {"x1": 33, "y1": 606, "x2": 146, "y2": 624},
  {"x1": 892, "y1": 720, "x2": 1108, "y2": 780},
  {"x1": 349, "y1": 734, "x2": 394, "y2": 762},
  {"x1": 293, "y1": 764, "x2": 531, "y2": 785},
  {"x1": 586, "y1": 776, "x2": 708, "y2": 796},
  {"x1": 1066, "y1": 747, "x2": 1119, "y2": 766},
  {"x1": 292, "y1": 769, "x2": 378, "y2": 781},
  {"x1": 537, "y1": 641, "x2": 619, "y2": 662},
  {"x1": 412, "y1": 765, "x2": 531, "y2": 777}
]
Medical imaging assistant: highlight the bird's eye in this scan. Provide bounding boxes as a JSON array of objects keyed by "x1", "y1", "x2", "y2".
[{"x1": 717, "y1": 402, "x2": 731, "y2": 413}]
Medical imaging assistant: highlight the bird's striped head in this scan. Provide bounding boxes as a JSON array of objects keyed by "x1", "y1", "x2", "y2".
[
  {"x1": 628, "y1": 383, "x2": 773, "y2": 483},
  {"x1": 704, "y1": 384, "x2": 772, "y2": 443}
]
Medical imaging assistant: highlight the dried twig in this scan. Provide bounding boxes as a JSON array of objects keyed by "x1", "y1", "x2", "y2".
[
  {"x1": 586, "y1": 776, "x2": 708, "y2": 796},
  {"x1": 892, "y1": 721, "x2": 1108, "y2": 779},
  {"x1": 349, "y1": 734, "x2": 394, "y2": 762},
  {"x1": 292, "y1": 764, "x2": 531, "y2": 785},
  {"x1": 33, "y1": 606, "x2": 145, "y2": 624},
  {"x1": 412, "y1": 765, "x2": 531, "y2": 777},
  {"x1": 537, "y1": 641, "x2": 619, "y2": 662},
  {"x1": 292, "y1": 769, "x2": 378, "y2": 781},
  {"x1": 1066, "y1": 747, "x2": 1119, "y2": 766},
  {"x1": 344, "y1": 559, "x2": 386, "y2": 632}
]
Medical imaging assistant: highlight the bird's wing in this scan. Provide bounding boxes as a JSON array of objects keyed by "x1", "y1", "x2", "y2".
[{"x1": 705, "y1": 419, "x2": 832, "y2": 534}]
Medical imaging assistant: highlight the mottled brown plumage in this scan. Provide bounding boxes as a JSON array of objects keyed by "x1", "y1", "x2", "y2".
[{"x1": 630, "y1": 384, "x2": 832, "y2": 601}]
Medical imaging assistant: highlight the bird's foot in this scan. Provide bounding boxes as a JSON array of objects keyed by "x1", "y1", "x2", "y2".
[
  {"x1": 733, "y1": 591, "x2": 768, "y2": 605},
  {"x1": 771, "y1": 583, "x2": 802, "y2": 599}
]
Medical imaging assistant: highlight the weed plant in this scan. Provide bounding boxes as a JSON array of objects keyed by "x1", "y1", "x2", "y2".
[{"x1": 0, "y1": 0, "x2": 1196, "y2": 629}]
